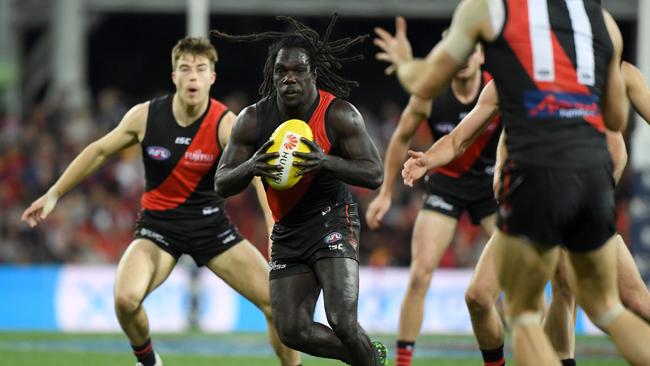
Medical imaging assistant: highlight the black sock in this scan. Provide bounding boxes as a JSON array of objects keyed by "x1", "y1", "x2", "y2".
[
  {"x1": 480, "y1": 344, "x2": 505, "y2": 365},
  {"x1": 131, "y1": 338, "x2": 156, "y2": 366},
  {"x1": 561, "y1": 359, "x2": 576, "y2": 366}
]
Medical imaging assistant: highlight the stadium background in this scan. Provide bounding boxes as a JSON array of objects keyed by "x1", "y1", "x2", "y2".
[{"x1": 0, "y1": 0, "x2": 649, "y2": 364}]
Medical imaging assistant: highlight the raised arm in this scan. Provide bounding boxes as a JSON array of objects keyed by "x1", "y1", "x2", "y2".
[
  {"x1": 374, "y1": 0, "x2": 495, "y2": 99},
  {"x1": 600, "y1": 10, "x2": 628, "y2": 132},
  {"x1": 293, "y1": 99, "x2": 383, "y2": 189},
  {"x1": 402, "y1": 80, "x2": 499, "y2": 186},
  {"x1": 365, "y1": 96, "x2": 431, "y2": 229},
  {"x1": 214, "y1": 106, "x2": 279, "y2": 198},
  {"x1": 622, "y1": 61, "x2": 650, "y2": 124},
  {"x1": 22, "y1": 103, "x2": 146, "y2": 227}
]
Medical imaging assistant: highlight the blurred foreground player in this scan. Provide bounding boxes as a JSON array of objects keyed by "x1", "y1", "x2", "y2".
[{"x1": 376, "y1": 0, "x2": 650, "y2": 364}]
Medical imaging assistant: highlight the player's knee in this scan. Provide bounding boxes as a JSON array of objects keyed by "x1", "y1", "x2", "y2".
[
  {"x1": 408, "y1": 266, "x2": 434, "y2": 294},
  {"x1": 465, "y1": 285, "x2": 494, "y2": 315},
  {"x1": 114, "y1": 291, "x2": 143, "y2": 315},
  {"x1": 578, "y1": 293, "x2": 620, "y2": 322},
  {"x1": 584, "y1": 302, "x2": 625, "y2": 331},
  {"x1": 275, "y1": 322, "x2": 310, "y2": 350},
  {"x1": 327, "y1": 313, "x2": 358, "y2": 341}
]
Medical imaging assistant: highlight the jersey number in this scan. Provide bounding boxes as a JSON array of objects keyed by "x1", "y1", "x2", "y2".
[{"x1": 528, "y1": 0, "x2": 595, "y2": 86}]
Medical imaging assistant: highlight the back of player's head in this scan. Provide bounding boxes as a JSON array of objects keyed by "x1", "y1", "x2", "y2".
[
  {"x1": 172, "y1": 37, "x2": 218, "y2": 71},
  {"x1": 211, "y1": 14, "x2": 367, "y2": 98}
]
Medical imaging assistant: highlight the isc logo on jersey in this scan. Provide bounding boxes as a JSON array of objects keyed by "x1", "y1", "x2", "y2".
[{"x1": 265, "y1": 119, "x2": 314, "y2": 190}]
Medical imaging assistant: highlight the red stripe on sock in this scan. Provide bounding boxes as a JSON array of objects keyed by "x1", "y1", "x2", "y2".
[
  {"x1": 396, "y1": 348, "x2": 413, "y2": 366},
  {"x1": 484, "y1": 359, "x2": 505, "y2": 366},
  {"x1": 133, "y1": 343, "x2": 153, "y2": 357}
]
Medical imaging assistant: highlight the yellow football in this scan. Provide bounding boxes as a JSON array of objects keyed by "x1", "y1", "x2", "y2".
[{"x1": 265, "y1": 119, "x2": 314, "y2": 190}]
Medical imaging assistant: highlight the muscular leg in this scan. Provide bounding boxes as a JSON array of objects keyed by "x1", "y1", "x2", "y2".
[
  {"x1": 494, "y1": 230, "x2": 562, "y2": 366},
  {"x1": 207, "y1": 240, "x2": 301, "y2": 365},
  {"x1": 465, "y1": 234, "x2": 506, "y2": 351},
  {"x1": 398, "y1": 210, "x2": 458, "y2": 341},
  {"x1": 569, "y1": 235, "x2": 650, "y2": 366},
  {"x1": 314, "y1": 257, "x2": 376, "y2": 366},
  {"x1": 544, "y1": 250, "x2": 576, "y2": 360},
  {"x1": 614, "y1": 234, "x2": 650, "y2": 322},
  {"x1": 114, "y1": 239, "x2": 177, "y2": 346},
  {"x1": 270, "y1": 270, "x2": 351, "y2": 362}
]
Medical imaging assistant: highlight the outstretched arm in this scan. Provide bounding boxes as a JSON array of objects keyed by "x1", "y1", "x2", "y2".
[
  {"x1": 22, "y1": 103, "x2": 146, "y2": 227},
  {"x1": 293, "y1": 99, "x2": 383, "y2": 189},
  {"x1": 374, "y1": 0, "x2": 495, "y2": 99},
  {"x1": 215, "y1": 106, "x2": 280, "y2": 198},
  {"x1": 402, "y1": 80, "x2": 500, "y2": 186},
  {"x1": 622, "y1": 61, "x2": 650, "y2": 124},
  {"x1": 365, "y1": 96, "x2": 431, "y2": 229}
]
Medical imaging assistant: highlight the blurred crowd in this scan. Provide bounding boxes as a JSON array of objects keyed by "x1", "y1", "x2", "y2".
[{"x1": 0, "y1": 88, "x2": 631, "y2": 267}]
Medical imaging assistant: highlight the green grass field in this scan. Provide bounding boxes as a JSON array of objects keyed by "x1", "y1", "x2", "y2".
[{"x1": 0, "y1": 332, "x2": 626, "y2": 365}]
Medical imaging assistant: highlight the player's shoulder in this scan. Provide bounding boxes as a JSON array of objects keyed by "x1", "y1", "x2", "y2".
[
  {"x1": 328, "y1": 98, "x2": 361, "y2": 118},
  {"x1": 119, "y1": 101, "x2": 150, "y2": 132},
  {"x1": 237, "y1": 103, "x2": 258, "y2": 124},
  {"x1": 228, "y1": 103, "x2": 260, "y2": 142},
  {"x1": 324, "y1": 99, "x2": 367, "y2": 138}
]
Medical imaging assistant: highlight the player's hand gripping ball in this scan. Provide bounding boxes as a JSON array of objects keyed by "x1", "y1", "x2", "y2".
[{"x1": 265, "y1": 119, "x2": 314, "y2": 190}]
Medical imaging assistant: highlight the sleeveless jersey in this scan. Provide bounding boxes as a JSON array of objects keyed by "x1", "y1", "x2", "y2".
[
  {"x1": 140, "y1": 94, "x2": 229, "y2": 219},
  {"x1": 427, "y1": 71, "x2": 502, "y2": 181},
  {"x1": 255, "y1": 90, "x2": 352, "y2": 226},
  {"x1": 483, "y1": 0, "x2": 613, "y2": 168}
]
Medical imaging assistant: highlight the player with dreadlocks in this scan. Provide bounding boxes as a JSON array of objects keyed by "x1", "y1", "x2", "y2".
[{"x1": 212, "y1": 15, "x2": 387, "y2": 366}]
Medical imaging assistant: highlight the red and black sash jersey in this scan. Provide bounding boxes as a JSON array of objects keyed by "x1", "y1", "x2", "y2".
[
  {"x1": 254, "y1": 90, "x2": 352, "y2": 226},
  {"x1": 483, "y1": 0, "x2": 612, "y2": 168},
  {"x1": 427, "y1": 71, "x2": 502, "y2": 180},
  {"x1": 140, "y1": 94, "x2": 229, "y2": 218}
]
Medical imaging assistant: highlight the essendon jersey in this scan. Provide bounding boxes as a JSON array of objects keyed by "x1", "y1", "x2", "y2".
[
  {"x1": 483, "y1": 0, "x2": 613, "y2": 168},
  {"x1": 427, "y1": 71, "x2": 502, "y2": 180},
  {"x1": 140, "y1": 95, "x2": 229, "y2": 218},
  {"x1": 255, "y1": 90, "x2": 352, "y2": 225}
]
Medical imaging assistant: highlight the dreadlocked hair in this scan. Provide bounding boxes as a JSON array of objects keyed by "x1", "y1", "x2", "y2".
[{"x1": 211, "y1": 14, "x2": 367, "y2": 98}]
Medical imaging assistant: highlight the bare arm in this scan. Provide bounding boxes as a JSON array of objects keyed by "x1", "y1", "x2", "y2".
[
  {"x1": 365, "y1": 96, "x2": 431, "y2": 229},
  {"x1": 218, "y1": 109, "x2": 275, "y2": 232},
  {"x1": 374, "y1": 0, "x2": 495, "y2": 99},
  {"x1": 622, "y1": 61, "x2": 650, "y2": 124},
  {"x1": 293, "y1": 99, "x2": 384, "y2": 189},
  {"x1": 214, "y1": 106, "x2": 279, "y2": 198},
  {"x1": 601, "y1": 10, "x2": 628, "y2": 132},
  {"x1": 22, "y1": 103, "x2": 146, "y2": 227},
  {"x1": 606, "y1": 130, "x2": 627, "y2": 185},
  {"x1": 402, "y1": 80, "x2": 499, "y2": 186},
  {"x1": 217, "y1": 110, "x2": 238, "y2": 149},
  {"x1": 493, "y1": 128, "x2": 508, "y2": 197},
  {"x1": 378, "y1": 96, "x2": 431, "y2": 196}
]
